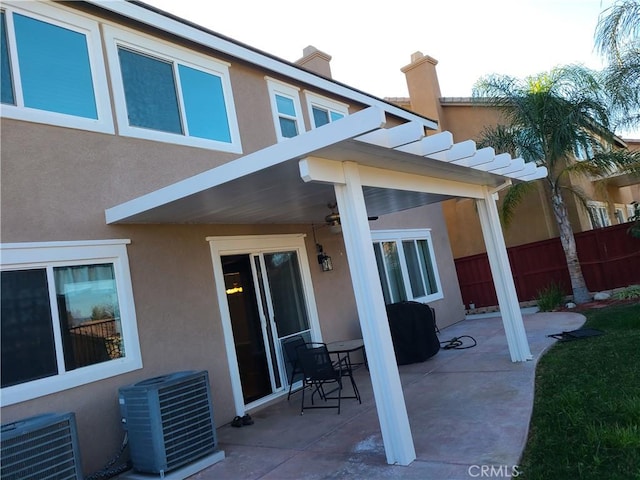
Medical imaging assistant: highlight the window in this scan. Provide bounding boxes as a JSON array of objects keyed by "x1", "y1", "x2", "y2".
[
  {"x1": 304, "y1": 91, "x2": 348, "y2": 128},
  {"x1": 0, "y1": 240, "x2": 141, "y2": 405},
  {"x1": 587, "y1": 201, "x2": 611, "y2": 229},
  {"x1": 104, "y1": 25, "x2": 241, "y2": 153},
  {"x1": 0, "y1": 2, "x2": 113, "y2": 133},
  {"x1": 266, "y1": 78, "x2": 305, "y2": 141},
  {"x1": 574, "y1": 142, "x2": 594, "y2": 161},
  {"x1": 371, "y1": 230, "x2": 443, "y2": 305}
]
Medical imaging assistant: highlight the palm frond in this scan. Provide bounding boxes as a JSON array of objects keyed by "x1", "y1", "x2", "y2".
[
  {"x1": 592, "y1": 149, "x2": 640, "y2": 175},
  {"x1": 499, "y1": 181, "x2": 537, "y2": 227},
  {"x1": 561, "y1": 184, "x2": 600, "y2": 227},
  {"x1": 594, "y1": 0, "x2": 640, "y2": 62},
  {"x1": 595, "y1": 1, "x2": 640, "y2": 133},
  {"x1": 471, "y1": 66, "x2": 623, "y2": 182}
]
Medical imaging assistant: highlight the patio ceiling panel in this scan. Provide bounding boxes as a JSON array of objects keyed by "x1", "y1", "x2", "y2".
[{"x1": 106, "y1": 106, "x2": 548, "y2": 226}]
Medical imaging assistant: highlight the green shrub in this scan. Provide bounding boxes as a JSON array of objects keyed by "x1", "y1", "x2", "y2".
[
  {"x1": 613, "y1": 285, "x2": 640, "y2": 300},
  {"x1": 536, "y1": 282, "x2": 565, "y2": 311}
]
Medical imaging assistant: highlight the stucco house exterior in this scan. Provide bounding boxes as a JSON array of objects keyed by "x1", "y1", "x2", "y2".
[
  {"x1": 1, "y1": 0, "x2": 546, "y2": 473},
  {"x1": 390, "y1": 52, "x2": 640, "y2": 258}
]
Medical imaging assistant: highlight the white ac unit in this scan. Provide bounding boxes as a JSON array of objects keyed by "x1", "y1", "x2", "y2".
[
  {"x1": 0, "y1": 412, "x2": 83, "y2": 480},
  {"x1": 118, "y1": 370, "x2": 217, "y2": 475}
]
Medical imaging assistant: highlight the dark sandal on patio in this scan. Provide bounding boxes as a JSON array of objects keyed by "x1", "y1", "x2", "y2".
[
  {"x1": 242, "y1": 414, "x2": 254, "y2": 425},
  {"x1": 231, "y1": 416, "x2": 243, "y2": 428}
]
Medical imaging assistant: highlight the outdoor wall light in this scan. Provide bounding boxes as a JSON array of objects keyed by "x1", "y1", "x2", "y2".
[{"x1": 316, "y1": 243, "x2": 333, "y2": 272}]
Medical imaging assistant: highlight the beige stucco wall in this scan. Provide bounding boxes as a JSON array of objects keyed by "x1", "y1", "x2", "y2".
[{"x1": 439, "y1": 102, "x2": 505, "y2": 144}]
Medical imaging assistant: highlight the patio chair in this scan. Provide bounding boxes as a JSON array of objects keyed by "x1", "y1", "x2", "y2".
[
  {"x1": 283, "y1": 335, "x2": 307, "y2": 400},
  {"x1": 297, "y1": 343, "x2": 345, "y2": 414}
]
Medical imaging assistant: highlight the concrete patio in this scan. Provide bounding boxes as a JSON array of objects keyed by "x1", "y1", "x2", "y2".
[{"x1": 189, "y1": 311, "x2": 585, "y2": 480}]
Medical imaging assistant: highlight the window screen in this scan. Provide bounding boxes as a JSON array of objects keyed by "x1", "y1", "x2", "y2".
[
  {"x1": 118, "y1": 47, "x2": 182, "y2": 134},
  {"x1": 1, "y1": 269, "x2": 58, "y2": 387}
]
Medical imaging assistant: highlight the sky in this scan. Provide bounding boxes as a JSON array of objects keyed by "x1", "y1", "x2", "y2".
[{"x1": 142, "y1": 0, "x2": 636, "y2": 137}]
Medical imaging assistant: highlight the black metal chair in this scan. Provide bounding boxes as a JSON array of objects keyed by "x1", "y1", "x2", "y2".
[
  {"x1": 283, "y1": 335, "x2": 307, "y2": 400},
  {"x1": 297, "y1": 343, "x2": 347, "y2": 414}
]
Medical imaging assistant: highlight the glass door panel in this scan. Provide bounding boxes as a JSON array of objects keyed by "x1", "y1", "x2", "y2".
[
  {"x1": 222, "y1": 255, "x2": 271, "y2": 404},
  {"x1": 252, "y1": 255, "x2": 281, "y2": 390},
  {"x1": 221, "y1": 249, "x2": 313, "y2": 405},
  {"x1": 263, "y1": 251, "x2": 310, "y2": 336}
]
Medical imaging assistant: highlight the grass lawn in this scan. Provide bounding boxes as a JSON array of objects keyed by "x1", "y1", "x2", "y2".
[{"x1": 519, "y1": 301, "x2": 640, "y2": 479}]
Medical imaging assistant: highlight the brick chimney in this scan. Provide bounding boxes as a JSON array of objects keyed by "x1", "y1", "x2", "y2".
[
  {"x1": 401, "y1": 51, "x2": 443, "y2": 129},
  {"x1": 295, "y1": 45, "x2": 332, "y2": 78}
]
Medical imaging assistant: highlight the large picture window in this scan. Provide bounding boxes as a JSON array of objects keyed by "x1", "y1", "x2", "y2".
[
  {"x1": 371, "y1": 229, "x2": 443, "y2": 305},
  {"x1": 104, "y1": 25, "x2": 241, "y2": 153},
  {"x1": 0, "y1": 2, "x2": 113, "y2": 133},
  {"x1": 0, "y1": 240, "x2": 141, "y2": 405}
]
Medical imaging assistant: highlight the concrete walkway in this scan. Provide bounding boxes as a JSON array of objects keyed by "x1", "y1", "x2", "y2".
[{"x1": 189, "y1": 311, "x2": 585, "y2": 480}]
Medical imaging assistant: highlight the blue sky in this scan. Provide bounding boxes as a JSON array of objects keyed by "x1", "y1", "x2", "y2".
[{"x1": 144, "y1": 0, "x2": 636, "y2": 137}]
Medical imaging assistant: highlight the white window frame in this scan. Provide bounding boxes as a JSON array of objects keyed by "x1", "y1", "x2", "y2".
[
  {"x1": 613, "y1": 203, "x2": 627, "y2": 224},
  {"x1": 0, "y1": 1, "x2": 114, "y2": 134},
  {"x1": 103, "y1": 24, "x2": 242, "y2": 153},
  {"x1": 587, "y1": 201, "x2": 611, "y2": 228},
  {"x1": 304, "y1": 91, "x2": 349, "y2": 129},
  {"x1": 371, "y1": 229, "x2": 443, "y2": 304},
  {"x1": 0, "y1": 239, "x2": 142, "y2": 406},
  {"x1": 266, "y1": 77, "x2": 306, "y2": 142}
]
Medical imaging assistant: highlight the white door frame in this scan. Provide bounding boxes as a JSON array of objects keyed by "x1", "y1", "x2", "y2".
[{"x1": 207, "y1": 234, "x2": 322, "y2": 415}]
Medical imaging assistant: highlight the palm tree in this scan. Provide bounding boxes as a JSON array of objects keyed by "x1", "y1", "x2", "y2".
[
  {"x1": 595, "y1": 0, "x2": 640, "y2": 133},
  {"x1": 473, "y1": 65, "x2": 640, "y2": 304}
]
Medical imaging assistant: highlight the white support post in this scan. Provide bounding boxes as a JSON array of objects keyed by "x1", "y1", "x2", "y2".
[
  {"x1": 334, "y1": 161, "x2": 416, "y2": 465},
  {"x1": 476, "y1": 188, "x2": 533, "y2": 362}
]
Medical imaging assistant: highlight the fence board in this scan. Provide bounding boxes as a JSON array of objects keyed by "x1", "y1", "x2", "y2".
[{"x1": 454, "y1": 223, "x2": 640, "y2": 308}]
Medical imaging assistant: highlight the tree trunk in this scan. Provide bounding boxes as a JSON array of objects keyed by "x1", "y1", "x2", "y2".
[{"x1": 549, "y1": 189, "x2": 591, "y2": 304}]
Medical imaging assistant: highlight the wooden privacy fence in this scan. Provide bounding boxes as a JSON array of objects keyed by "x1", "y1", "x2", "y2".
[{"x1": 455, "y1": 223, "x2": 640, "y2": 308}]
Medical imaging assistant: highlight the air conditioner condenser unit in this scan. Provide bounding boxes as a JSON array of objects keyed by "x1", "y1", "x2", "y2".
[
  {"x1": 118, "y1": 370, "x2": 218, "y2": 475},
  {"x1": 1, "y1": 412, "x2": 84, "y2": 480}
]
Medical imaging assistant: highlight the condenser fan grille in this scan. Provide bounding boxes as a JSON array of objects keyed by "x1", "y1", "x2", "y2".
[
  {"x1": 1, "y1": 413, "x2": 82, "y2": 480},
  {"x1": 119, "y1": 370, "x2": 217, "y2": 474},
  {"x1": 159, "y1": 376, "x2": 216, "y2": 468}
]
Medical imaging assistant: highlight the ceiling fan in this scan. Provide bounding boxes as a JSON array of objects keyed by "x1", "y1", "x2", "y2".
[{"x1": 324, "y1": 203, "x2": 378, "y2": 233}]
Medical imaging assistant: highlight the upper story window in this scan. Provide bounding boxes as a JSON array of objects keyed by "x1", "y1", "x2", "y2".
[
  {"x1": 0, "y1": 240, "x2": 142, "y2": 406},
  {"x1": 0, "y1": 2, "x2": 113, "y2": 133},
  {"x1": 304, "y1": 91, "x2": 348, "y2": 128},
  {"x1": 371, "y1": 229, "x2": 443, "y2": 305},
  {"x1": 266, "y1": 78, "x2": 305, "y2": 141},
  {"x1": 103, "y1": 25, "x2": 241, "y2": 153},
  {"x1": 587, "y1": 201, "x2": 611, "y2": 229}
]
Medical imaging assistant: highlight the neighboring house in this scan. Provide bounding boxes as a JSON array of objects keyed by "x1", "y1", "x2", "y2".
[
  {"x1": 390, "y1": 52, "x2": 640, "y2": 258},
  {"x1": 1, "y1": 1, "x2": 545, "y2": 472}
]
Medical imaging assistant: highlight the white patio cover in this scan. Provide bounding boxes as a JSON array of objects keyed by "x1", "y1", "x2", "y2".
[{"x1": 106, "y1": 106, "x2": 543, "y2": 465}]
